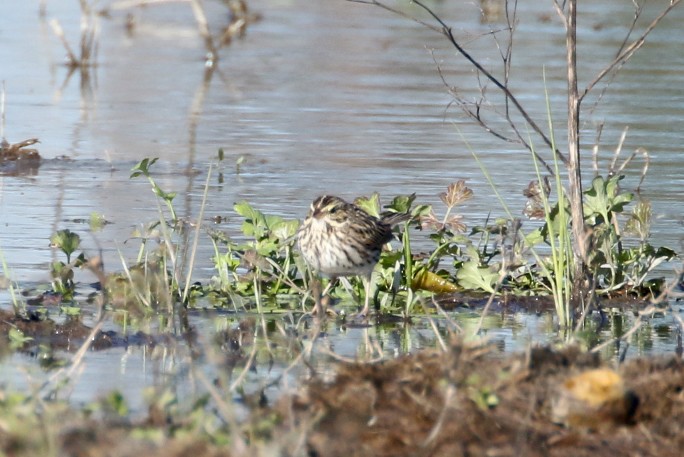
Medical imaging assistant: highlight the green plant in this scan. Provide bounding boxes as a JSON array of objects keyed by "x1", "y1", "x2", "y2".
[
  {"x1": 531, "y1": 139, "x2": 573, "y2": 327},
  {"x1": 49, "y1": 229, "x2": 87, "y2": 302},
  {"x1": 131, "y1": 158, "x2": 178, "y2": 223},
  {"x1": 50, "y1": 229, "x2": 81, "y2": 264},
  {"x1": 209, "y1": 201, "x2": 302, "y2": 310},
  {"x1": 584, "y1": 184, "x2": 676, "y2": 295},
  {"x1": 8, "y1": 327, "x2": 33, "y2": 350},
  {"x1": 119, "y1": 157, "x2": 677, "y2": 320},
  {"x1": 0, "y1": 245, "x2": 23, "y2": 314}
]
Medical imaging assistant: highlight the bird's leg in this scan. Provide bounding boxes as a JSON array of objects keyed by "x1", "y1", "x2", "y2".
[
  {"x1": 357, "y1": 274, "x2": 372, "y2": 318},
  {"x1": 314, "y1": 276, "x2": 338, "y2": 316},
  {"x1": 310, "y1": 277, "x2": 324, "y2": 315}
]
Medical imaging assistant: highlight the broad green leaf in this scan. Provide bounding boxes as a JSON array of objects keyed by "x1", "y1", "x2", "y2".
[
  {"x1": 457, "y1": 260, "x2": 498, "y2": 293},
  {"x1": 386, "y1": 193, "x2": 416, "y2": 214},
  {"x1": 354, "y1": 193, "x2": 381, "y2": 217}
]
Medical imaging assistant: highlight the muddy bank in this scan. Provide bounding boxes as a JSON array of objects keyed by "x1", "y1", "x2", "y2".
[
  {"x1": 3, "y1": 315, "x2": 684, "y2": 456},
  {"x1": 271, "y1": 341, "x2": 684, "y2": 457}
]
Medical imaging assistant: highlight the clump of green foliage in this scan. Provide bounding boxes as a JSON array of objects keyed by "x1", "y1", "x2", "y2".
[{"x1": 23, "y1": 158, "x2": 678, "y2": 321}]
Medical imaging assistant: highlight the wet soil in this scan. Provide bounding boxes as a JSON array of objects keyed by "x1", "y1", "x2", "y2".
[
  {"x1": 0, "y1": 308, "x2": 180, "y2": 354},
  {"x1": 272, "y1": 341, "x2": 684, "y2": 457}
]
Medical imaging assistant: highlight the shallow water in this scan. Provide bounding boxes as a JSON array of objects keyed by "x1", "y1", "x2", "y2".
[{"x1": 1, "y1": 0, "x2": 683, "y2": 412}]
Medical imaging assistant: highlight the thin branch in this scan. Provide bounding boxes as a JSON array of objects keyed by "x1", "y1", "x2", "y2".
[
  {"x1": 411, "y1": 0, "x2": 566, "y2": 165},
  {"x1": 190, "y1": 0, "x2": 218, "y2": 62},
  {"x1": 552, "y1": 0, "x2": 568, "y2": 30},
  {"x1": 580, "y1": 0, "x2": 682, "y2": 102},
  {"x1": 352, "y1": 0, "x2": 561, "y2": 172},
  {"x1": 430, "y1": 50, "x2": 520, "y2": 145},
  {"x1": 348, "y1": 0, "x2": 442, "y2": 33},
  {"x1": 615, "y1": 0, "x2": 644, "y2": 59}
]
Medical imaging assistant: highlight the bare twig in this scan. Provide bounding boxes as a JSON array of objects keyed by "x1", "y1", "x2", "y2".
[
  {"x1": 430, "y1": 296, "x2": 464, "y2": 333},
  {"x1": 425, "y1": 315, "x2": 448, "y2": 352},
  {"x1": 589, "y1": 306, "x2": 654, "y2": 354},
  {"x1": 40, "y1": 257, "x2": 108, "y2": 395},
  {"x1": 633, "y1": 147, "x2": 650, "y2": 193},
  {"x1": 351, "y1": 0, "x2": 560, "y2": 173},
  {"x1": 422, "y1": 384, "x2": 456, "y2": 446},
  {"x1": 580, "y1": 0, "x2": 683, "y2": 102},
  {"x1": 349, "y1": 0, "x2": 442, "y2": 33},
  {"x1": 591, "y1": 121, "x2": 605, "y2": 176},
  {"x1": 609, "y1": 126, "x2": 630, "y2": 174},
  {"x1": 196, "y1": 371, "x2": 249, "y2": 454},
  {"x1": 591, "y1": 268, "x2": 684, "y2": 355},
  {"x1": 430, "y1": 50, "x2": 518, "y2": 145}
]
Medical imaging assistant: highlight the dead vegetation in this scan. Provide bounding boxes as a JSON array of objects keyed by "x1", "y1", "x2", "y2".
[{"x1": 271, "y1": 341, "x2": 684, "y2": 457}]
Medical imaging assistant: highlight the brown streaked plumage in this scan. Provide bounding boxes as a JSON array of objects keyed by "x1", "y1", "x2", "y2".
[{"x1": 297, "y1": 195, "x2": 408, "y2": 316}]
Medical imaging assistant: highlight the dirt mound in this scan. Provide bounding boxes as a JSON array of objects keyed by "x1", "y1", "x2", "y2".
[{"x1": 275, "y1": 341, "x2": 684, "y2": 457}]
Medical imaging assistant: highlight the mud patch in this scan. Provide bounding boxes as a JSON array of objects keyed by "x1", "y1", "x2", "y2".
[{"x1": 0, "y1": 308, "x2": 180, "y2": 354}]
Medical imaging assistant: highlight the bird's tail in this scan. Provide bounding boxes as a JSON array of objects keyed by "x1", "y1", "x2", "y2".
[{"x1": 380, "y1": 211, "x2": 412, "y2": 227}]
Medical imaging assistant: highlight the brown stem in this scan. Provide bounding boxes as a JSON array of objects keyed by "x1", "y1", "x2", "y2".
[{"x1": 566, "y1": 0, "x2": 589, "y2": 310}]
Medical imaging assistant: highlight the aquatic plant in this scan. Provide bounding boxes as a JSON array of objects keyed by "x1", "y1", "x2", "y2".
[
  {"x1": 131, "y1": 158, "x2": 178, "y2": 223},
  {"x1": 48, "y1": 229, "x2": 87, "y2": 303}
]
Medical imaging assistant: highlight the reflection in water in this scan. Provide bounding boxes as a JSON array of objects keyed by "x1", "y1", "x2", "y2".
[{"x1": 0, "y1": 302, "x2": 676, "y2": 415}]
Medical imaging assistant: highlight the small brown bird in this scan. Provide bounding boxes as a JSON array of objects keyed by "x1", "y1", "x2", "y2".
[{"x1": 297, "y1": 195, "x2": 408, "y2": 316}]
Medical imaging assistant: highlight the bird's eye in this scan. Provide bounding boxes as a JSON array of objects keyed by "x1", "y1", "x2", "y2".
[{"x1": 329, "y1": 206, "x2": 337, "y2": 214}]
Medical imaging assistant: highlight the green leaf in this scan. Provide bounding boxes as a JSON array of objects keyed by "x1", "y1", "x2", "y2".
[
  {"x1": 60, "y1": 306, "x2": 82, "y2": 316},
  {"x1": 354, "y1": 193, "x2": 381, "y2": 217},
  {"x1": 234, "y1": 200, "x2": 262, "y2": 223},
  {"x1": 457, "y1": 260, "x2": 498, "y2": 293},
  {"x1": 234, "y1": 200, "x2": 266, "y2": 237},
  {"x1": 104, "y1": 391, "x2": 129, "y2": 417},
  {"x1": 386, "y1": 193, "x2": 416, "y2": 214},
  {"x1": 540, "y1": 202, "x2": 570, "y2": 241},
  {"x1": 50, "y1": 229, "x2": 81, "y2": 263},
  {"x1": 9, "y1": 327, "x2": 33, "y2": 348},
  {"x1": 271, "y1": 219, "x2": 300, "y2": 241},
  {"x1": 89, "y1": 213, "x2": 106, "y2": 232},
  {"x1": 411, "y1": 203, "x2": 432, "y2": 218},
  {"x1": 524, "y1": 228, "x2": 545, "y2": 247},
  {"x1": 583, "y1": 175, "x2": 633, "y2": 224},
  {"x1": 130, "y1": 157, "x2": 158, "y2": 178}
]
